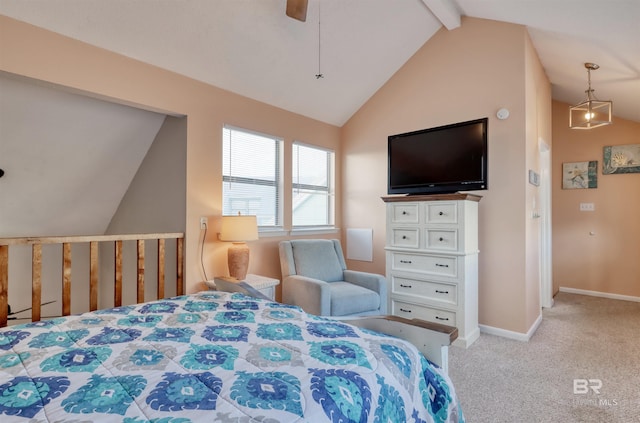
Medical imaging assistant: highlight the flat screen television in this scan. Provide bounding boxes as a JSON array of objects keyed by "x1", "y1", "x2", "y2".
[{"x1": 387, "y1": 117, "x2": 488, "y2": 195}]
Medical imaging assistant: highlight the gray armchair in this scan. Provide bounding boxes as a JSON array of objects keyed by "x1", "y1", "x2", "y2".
[{"x1": 278, "y1": 239, "x2": 387, "y2": 317}]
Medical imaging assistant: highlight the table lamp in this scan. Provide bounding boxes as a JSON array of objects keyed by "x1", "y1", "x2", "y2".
[{"x1": 219, "y1": 213, "x2": 258, "y2": 280}]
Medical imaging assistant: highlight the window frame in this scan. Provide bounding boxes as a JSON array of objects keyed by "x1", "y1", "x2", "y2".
[
  {"x1": 222, "y1": 125, "x2": 284, "y2": 232},
  {"x1": 291, "y1": 141, "x2": 336, "y2": 230}
]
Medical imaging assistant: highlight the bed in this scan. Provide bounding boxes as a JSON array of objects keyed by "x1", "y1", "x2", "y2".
[{"x1": 0, "y1": 290, "x2": 464, "y2": 422}]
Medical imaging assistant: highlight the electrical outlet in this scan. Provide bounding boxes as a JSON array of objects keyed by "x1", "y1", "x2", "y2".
[
  {"x1": 579, "y1": 203, "x2": 595, "y2": 212},
  {"x1": 200, "y1": 217, "x2": 208, "y2": 229}
]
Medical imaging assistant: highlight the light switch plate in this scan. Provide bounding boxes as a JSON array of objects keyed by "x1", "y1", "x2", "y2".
[{"x1": 580, "y1": 203, "x2": 595, "y2": 211}]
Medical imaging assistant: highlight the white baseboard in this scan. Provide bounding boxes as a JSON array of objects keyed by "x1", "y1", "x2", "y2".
[
  {"x1": 559, "y1": 287, "x2": 640, "y2": 303},
  {"x1": 452, "y1": 327, "x2": 480, "y2": 348},
  {"x1": 479, "y1": 313, "x2": 542, "y2": 342}
]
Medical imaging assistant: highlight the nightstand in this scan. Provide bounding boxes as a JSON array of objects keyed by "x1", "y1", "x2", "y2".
[{"x1": 208, "y1": 274, "x2": 280, "y2": 301}]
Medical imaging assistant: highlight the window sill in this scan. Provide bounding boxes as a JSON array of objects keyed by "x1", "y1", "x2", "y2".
[
  {"x1": 290, "y1": 227, "x2": 340, "y2": 236},
  {"x1": 258, "y1": 228, "x2": 288, "y2": 238},
  {"x1": 256, "y1": 227, "x2": 340, "y2": 238}
]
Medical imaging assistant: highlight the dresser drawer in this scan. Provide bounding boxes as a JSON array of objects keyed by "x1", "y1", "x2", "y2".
[
  {"x1": 390, "y1": 252, "x2": 458, "y2": 278},
  {"x1": 391, "y1": 276, "x2": 457, "y2": 305},
  {"x1": 392, "y1": 300, "x2": 456, "y2": 326},
  {"x1": 425, "y1": 202, "x2": 457, "y2": 224},
  {"x1": 426, "y1": 229, "x2": 458, "y2": 251},
  {"x1": 390, "y1": 228, "x2": 420, "y2": 248},
  {"x1": 390, "y1": 203, "x2": 420, "y2": 224}
]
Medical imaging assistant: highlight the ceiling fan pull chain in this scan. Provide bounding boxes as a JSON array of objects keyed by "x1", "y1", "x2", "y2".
[{"x1": 316, "y1": 1, "x2": 323, "y2": 79}]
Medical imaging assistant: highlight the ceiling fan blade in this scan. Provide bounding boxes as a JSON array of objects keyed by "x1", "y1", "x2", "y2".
[{"x1": 286, "y1": 0, "x2": 308, "y2": 22}]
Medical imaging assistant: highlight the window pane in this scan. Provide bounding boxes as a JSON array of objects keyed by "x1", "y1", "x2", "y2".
[
  {"x1": 292, "y1": 190, "x2": 329, "y2": 226},
  {"x1": 223, "y1": 126, "x2": 281, "y2": 227},
  {"x1": 293, "y1": 145, "x2": 328, "y2": 186},
  {"x1": 292, "y1": 143, "x2": 334, "y2": 227},
  {"x1": 222, "y1": 181, "x2": 278, "y2": 226}
]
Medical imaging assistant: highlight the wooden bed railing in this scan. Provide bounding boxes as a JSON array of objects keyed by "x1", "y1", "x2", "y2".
[{"x1": 0, "y1": 233, "x2": 184, "y2": 328}]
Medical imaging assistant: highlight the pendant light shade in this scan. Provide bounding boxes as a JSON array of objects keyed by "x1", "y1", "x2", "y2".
[{"x1": 569, "y1": 63, "x2": 612, "y2": 129}]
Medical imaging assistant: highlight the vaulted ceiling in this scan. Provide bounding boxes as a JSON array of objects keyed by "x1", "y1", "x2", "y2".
[
  {"x1": 1, "y1": 0, "x2": 638, "y2": 126},
  {"x1": 1, "y1": 0, "x2": 638, "y2": 238}
]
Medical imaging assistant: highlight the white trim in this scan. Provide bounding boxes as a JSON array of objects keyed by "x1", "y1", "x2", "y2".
[
  {"x1": 223, "y1": 123, "x2": 283, "y2": 142},
  {"x1": 559, "y1": 287, "x2": 640, "y2": 303},
  {"x1": 479, "y1": 313, "x2": 543, "y2": 342},
  {"x1": 257, "y1": 227, "x2": 340, "y2": 238},
  {"x1": 292, "y1": 140, "x2": 334, "y2": 154},
  {"x1": 257, "y1": 229, "x2": 288, "y2": 238},
  {"x1": 453, "y1": 327, "x2": 480, "y2": 348},
  {"x1": 538, "y1": 138, "x2": 553, "y2": 309},
  {"x1": 290, "y1": 227, "x2": 340, "y2": 236}
]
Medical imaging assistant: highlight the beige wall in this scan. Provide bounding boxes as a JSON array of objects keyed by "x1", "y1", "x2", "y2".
[
  {"x1": 552, "y1": 100, "x2": 640, "y2": 297},
  {"x1": 341, "y1": 17, "x2": 551, "y2": 335},
  {"x1": 0, "y1": 16, "x2": 341, "y2": 296},
  {"x1": 2, "y1": 16, "x2": 559, "y2": 335}
]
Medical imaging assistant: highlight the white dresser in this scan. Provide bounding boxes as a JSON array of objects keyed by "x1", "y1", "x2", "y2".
[{"x1": 382, "y1": 194, "x2": 481, "y2": 348}]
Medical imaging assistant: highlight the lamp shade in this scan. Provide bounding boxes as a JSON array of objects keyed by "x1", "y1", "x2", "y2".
[{"x1": 219, "y1": 215, "x2": 258, "y2": 242}]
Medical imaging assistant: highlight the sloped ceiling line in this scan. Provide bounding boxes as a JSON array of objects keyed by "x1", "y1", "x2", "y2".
[
  {"x1": 0, "y1": 75, "x2": 167, "y2": 237},
  {"x1": 421, "y1": 0, "x2": 461, "y2": 30}
]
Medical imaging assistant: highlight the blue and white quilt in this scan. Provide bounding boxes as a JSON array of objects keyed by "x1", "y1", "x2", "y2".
[{"x1": 0, "y1": 291, "x2": 464, "y2": 422}]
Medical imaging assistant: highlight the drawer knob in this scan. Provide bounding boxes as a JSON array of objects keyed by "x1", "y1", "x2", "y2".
[
  {"x1": 435, "y1": 289, "x2": 449, "y2": 294},
  {"x1": 435, "y1": 263, "x2": 449, "y2": 268},
  {"x1": 402, "y1": 211, "x2": 407, "y2": 215},
  {"x1": 439, "y1": 237, "x2": 444, "y2": 242},
  {"x1": 399, "y1": 308, "x2": 412, "y2": 313},
  {"x1": 402, "y1": 235, "x2": 407, "y2": 239},
  {"x1": 400, "y1": 260, "x2": 412, "y2": 264},
  {"x1": 400, "y1": 284, "x2": 412, "y2": 288},
  {"x1": 435, "y1": 316, "x2": 449, "y2": 321},
  {"x1": 439, "y1": 211, "x2": 444, "y2": 216}
]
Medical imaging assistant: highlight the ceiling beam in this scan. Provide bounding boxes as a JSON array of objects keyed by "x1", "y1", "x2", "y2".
[{"x1": 421, "y1": 0, "x2": 461, "y2": 30}]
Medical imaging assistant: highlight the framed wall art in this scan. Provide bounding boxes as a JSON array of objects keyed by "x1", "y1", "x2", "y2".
[
  {"x1": 562, "y1": 161, "x2": 598, "y2": 189},
  {"x1": 603, "y1": 144, "x2": 640, "y2": 174}
]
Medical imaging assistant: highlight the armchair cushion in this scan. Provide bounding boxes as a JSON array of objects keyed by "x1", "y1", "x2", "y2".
[
  {"x1": 329, "y1": 282, "x2": 381, "y2": 316},
  {"x1": 289, "y1": 239, "x2": 344, "y2": 282}
]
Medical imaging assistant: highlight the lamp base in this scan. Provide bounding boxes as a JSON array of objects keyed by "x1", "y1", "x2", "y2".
[{"x1": 228, "y1": 242, "x2": 250, "y2": 280}]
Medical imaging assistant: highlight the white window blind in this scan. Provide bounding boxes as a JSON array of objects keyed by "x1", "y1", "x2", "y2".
[
  {"x1": 292, "y1": 142, "x2": 335, "y2": 227},
  {"x1": 223, "y1": 126, "x2": 283, "y2": 227}
]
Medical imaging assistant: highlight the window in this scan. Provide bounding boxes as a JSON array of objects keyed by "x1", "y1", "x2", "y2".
[
  {"x1": 222, "y1": 126, "x2": 283, "y2": 228},
  {"x1": 292, "y1": 142, "x2": 335, "y2": 227}
]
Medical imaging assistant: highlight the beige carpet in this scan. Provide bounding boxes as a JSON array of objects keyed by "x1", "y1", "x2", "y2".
[{"x1": 448, "y1": 292, "x2": 640, "y2": 423}]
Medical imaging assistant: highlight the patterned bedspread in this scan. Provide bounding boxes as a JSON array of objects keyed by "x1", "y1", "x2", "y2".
[{"x1": 0, "y1": 291, "x2": 464, "y2": 422}]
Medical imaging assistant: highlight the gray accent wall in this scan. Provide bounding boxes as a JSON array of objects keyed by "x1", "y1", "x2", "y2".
[{"x1": 99, "y1": 116, "x2": 187, "y2": 308}]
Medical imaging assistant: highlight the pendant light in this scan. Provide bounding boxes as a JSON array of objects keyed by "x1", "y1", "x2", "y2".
[{"x1": 569, "y1": 63, "x2": 612, "y2": 129}]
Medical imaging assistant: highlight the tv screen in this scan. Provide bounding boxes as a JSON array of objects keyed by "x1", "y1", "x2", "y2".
[{"x1": 388, "y1": 118, "x2": 488, "y2": 195}]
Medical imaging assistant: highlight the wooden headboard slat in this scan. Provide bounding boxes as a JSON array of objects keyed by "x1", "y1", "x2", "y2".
[
  {"x1": 0, "y1": 246, "x2": 8, "y2": 328},
  {"x1": 32, "y1": 244, "x2": 42, "y2": 322},
  {"x1": 62, "y1": 243, "x2": 72, "y2": 316},
  {"x1": 0, "y1": 233, "x2": 185, "y2": 327}
]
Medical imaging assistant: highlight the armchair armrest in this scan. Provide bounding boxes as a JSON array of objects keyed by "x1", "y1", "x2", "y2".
[
  {"x1": 282, "y1": 275, "x2": 332, "y2": 316},
  {"x1": 343, "y1": 270, "x2": 386, "y2": 292}
]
